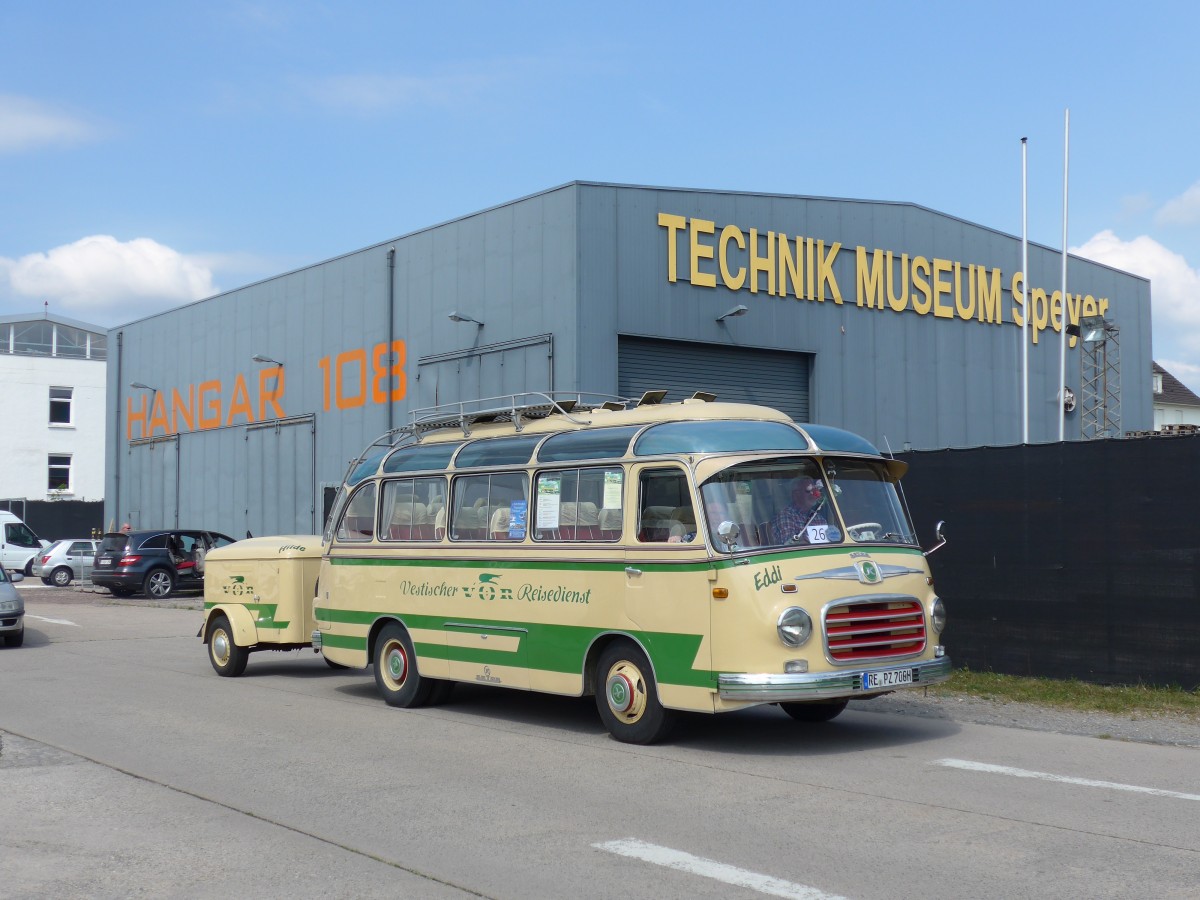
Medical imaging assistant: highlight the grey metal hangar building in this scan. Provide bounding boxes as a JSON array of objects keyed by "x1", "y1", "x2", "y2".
[{"x1": 105, "y1": 181, "x2": 1152, "y2": 538}]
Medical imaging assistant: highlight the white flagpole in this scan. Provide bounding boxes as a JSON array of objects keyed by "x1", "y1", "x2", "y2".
[
  {"x1": 1021, "y1": 137, "x2": 1029, "y2": 444},
  {"x1": 1059, "y1": 109, "x2": 1070, "y2": 442}
]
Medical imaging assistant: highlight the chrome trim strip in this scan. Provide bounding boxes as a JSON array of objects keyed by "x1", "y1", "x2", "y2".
[
  {"x1": 794, "y1": 564, "x2": 925, "y2": 582},
  {"x1": 443, "y1": 622, "x2": 528, "y2": 634},
  {"x1": 718, "y1": 656, "x2": 952, "y2": 702}
]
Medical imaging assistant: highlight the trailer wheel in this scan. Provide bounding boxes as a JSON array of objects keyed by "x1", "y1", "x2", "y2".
[
  {"x1": 594, "y1": 641, "x2": 675, "y2": 745},
  {"x1": 373, "y1": 622, "x2": 432, "y2": 707},
  {"x1": 780, "y1": 699, "x2": 849, "y2": 722},
  {"x1": 208, "y1": 614, "x2": 249, "y2": 677}
]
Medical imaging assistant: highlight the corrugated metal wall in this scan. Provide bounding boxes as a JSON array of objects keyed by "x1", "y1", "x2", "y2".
[{"x1": 617, "y1": 336, "x2": 811, "y2": 422}]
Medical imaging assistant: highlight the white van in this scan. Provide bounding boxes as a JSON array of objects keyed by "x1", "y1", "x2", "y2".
[{"x1": 0, "y1": 511, "x2": 51, "y2": 576}]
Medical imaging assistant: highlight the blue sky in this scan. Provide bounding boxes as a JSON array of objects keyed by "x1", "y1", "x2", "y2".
[{"x1": 4, "y1": 1, "x2": 1200, "y2": 390}]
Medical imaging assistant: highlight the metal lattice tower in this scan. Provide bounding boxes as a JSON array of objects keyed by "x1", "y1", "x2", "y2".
[{"x1": 1080, "y1": 320, "x2": 1121, "y2": 439}]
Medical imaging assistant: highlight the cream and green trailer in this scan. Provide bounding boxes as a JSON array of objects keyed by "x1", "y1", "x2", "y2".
[
  {"x1": 314, "y1": 392, "x2": 951, "y2": 744},
  {"x1": 200, "y1": 536, "x2": 325, "y2": 676}
]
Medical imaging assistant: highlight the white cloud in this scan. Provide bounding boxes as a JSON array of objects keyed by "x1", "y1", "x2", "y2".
[
  {"x1": 0, "y1": 235, "x2": 217, "y2": 324},
  {"x1": 1073, "y1": 229, "x2": 1200, "y2": 337},
  {"x1": 1155, "y1": 181, "x2": 1200, "y2": 227},
  {"x1": 0, "y1": 94, "x2": 97, "y2": 153}
]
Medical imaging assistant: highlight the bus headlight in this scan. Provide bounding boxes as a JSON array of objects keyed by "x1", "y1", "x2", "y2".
[
  {"x1": 777, "y1": 607, "x2": 813, "y2": 648},
  {"x1": 931, "y1": 597, "x2": 946, "y2": 634}
]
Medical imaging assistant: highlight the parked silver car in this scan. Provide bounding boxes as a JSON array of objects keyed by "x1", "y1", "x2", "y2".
[
  {"x1": 34, "y1": 538, "x2": 99, "y2": 587},
  {"x1": 0, "y1": 566, "x2": 24, "y2": 647}
]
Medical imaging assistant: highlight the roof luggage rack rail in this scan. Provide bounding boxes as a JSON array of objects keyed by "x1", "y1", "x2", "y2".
[{"x1": 408, "y1": 392, "x2": 631, "y2": 436}]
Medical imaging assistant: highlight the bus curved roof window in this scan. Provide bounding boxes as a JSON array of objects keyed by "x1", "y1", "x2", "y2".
[
  {"x1": 454, "y1": 434, "x2": 543, "y2": 469},
  {"x1": 383, "y1": 442, "x2": 462, "y2": 474},
  {"x1": 796, "y1": 424, "x2": 881, "y2": 456},
  {"x1": 536, "y1": 426, "x2": 641, "y2": 463},
  {"x1": 348, "y1": 449, "x2": 390, "y2": 486},
  {"x1": 634, "y1": 420, "x2": 810, "y2": 456}
]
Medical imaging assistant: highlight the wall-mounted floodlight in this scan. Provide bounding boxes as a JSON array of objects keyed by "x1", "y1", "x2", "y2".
[
  {"x1": 252, "y1": 353, "x2": 284, "y2": 366},
  {"x1": 130, "y1": 382, "x2": 156, "y2": 391},
  {"x1": 716, "y1": 304, "x2": 749, "y2": 323},
  {"x1": 448, "y1": 311, "x2": 484, "y2": 326}
]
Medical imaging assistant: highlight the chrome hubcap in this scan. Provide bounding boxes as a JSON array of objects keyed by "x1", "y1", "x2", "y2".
[
  {"x1": 212, "y1": 630, "x2": 230, "y2": 664},
  {"x1": 384, "y1": 642, "x2": 407, "y2": 685}
]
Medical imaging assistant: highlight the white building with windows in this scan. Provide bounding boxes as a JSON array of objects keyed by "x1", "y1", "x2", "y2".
[
  {"x1": 0, "y1": 313, "x2": 107, "y2": 503},
  {"x1": 1152, "y1": 361, "x2": 1200, "y2": 430}
]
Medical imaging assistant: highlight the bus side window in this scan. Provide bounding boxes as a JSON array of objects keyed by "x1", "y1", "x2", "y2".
[
  {"x1": 336, "y1": 482, "x2": 377, "y2": 542},
  {"x1": 637, "y1": 469, "x2": 696, "y2": 543},
  {"x1": 451, "y1": 472, "x2": 528, "y2": 542},
  {"x1": 533, "y1": 467, "x2": 621, "y2": 542}
]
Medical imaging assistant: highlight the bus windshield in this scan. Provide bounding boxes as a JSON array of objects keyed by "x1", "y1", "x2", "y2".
[{"x1": 699, "y1": 457, "x2": 917, "y2": 551}]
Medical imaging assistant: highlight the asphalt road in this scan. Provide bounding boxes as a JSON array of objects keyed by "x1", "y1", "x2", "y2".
[{"x1": 2, "y1": 587, "x2": 1198, "y2": 899}]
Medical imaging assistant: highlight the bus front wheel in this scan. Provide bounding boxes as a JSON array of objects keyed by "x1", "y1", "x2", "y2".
[
  {"x1": 374, "y1": 622, "x2": 433, "y2": 707},
  {"x1": 595, "y1": 642, "x2": 675, "y2": 745}
]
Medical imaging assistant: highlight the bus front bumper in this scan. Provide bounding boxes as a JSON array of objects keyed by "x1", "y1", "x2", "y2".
[{"x1": 718, "y1": 655, "x2": 952, "y2": 703}]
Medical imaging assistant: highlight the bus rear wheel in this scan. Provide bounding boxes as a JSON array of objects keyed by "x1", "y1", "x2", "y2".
[
  {"x1": 780, "y1": 699, "x2": 849, "y2": 722},
  {"x1": 595, "y1": 641, "x2": 675, "y2": 745},
  {"x1": 374, "y1": 622, "x2": 433, "y2": 707}
]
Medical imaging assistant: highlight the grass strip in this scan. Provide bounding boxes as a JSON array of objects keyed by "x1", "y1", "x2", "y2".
[{"x1": 929, "y1": 668, "x2": 1200, "y2": 718}]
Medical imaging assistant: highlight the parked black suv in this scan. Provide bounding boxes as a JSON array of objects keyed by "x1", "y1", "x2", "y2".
[{"x1": 91, "y1": 530, "x2": 236, "y2": 599}]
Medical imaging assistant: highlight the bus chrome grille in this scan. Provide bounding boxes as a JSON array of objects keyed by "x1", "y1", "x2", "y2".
[{"x1": 824, "y1": 597, "x2": 926, "y2": 663}]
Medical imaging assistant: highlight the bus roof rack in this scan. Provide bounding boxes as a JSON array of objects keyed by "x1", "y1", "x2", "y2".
[{"x1": 408, "y1": 392, "x2": 633, "y2": 437}]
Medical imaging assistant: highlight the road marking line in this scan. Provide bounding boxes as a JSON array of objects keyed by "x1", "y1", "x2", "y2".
[
  {"x1": 594, "y1": 838, "x2": 849, "y2": 900},
  {"x1": 25, "y1": 615, "x2": 79, "y2": 626},
  {"x1": 935, "y1": 758, "x2": 1200, "y2": 802}
]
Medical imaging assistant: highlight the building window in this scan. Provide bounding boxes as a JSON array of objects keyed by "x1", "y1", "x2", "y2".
[
  {"x1": 49, "y1": 386, "x2": 74, "y2": 425},
  {"x1": 1153, "y1": 373, "x2": 1163, "y2": 395},
  {"x1": 48, "y1": 455, "x2": 72, "y2": 493}
]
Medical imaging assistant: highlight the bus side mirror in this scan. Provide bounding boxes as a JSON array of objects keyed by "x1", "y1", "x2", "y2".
[
  {"x1": 923, "y1": 520, "x2": 947, "y2": 557},
  {"x1": 717, "y1": 520, "x2": 740, "y2": 551}
]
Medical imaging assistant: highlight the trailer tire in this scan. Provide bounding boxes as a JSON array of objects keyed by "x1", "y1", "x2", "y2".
[{"x1": 208, "y1": 614, "x2": 249, "y2": 677}]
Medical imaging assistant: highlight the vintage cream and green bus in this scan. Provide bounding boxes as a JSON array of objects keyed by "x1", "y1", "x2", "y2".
[{"x1": 314, "y1": 392, "x2": 950, "y2": 744}]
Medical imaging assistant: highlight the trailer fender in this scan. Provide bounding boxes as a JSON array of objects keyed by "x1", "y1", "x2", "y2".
[{"x1": 203, "y1": 604, "x2": 259, "y2": 648}]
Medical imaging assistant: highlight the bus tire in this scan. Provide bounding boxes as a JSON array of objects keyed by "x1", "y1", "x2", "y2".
[
  {"x1": 595, "y1": 641, "x2": 675, "y2": 745},
  {"x1": 374, "y1": 622, "x2": 432, "y2": 707},
  {"x1": 427, "y1": 679, "x2": 455, "y2": 705},
  {"x1": 208, "y1": 614, "x2": 249, "y2": 677},
  {"x1": 780, "y1": 699, "x2": 849, "y2": 722}
]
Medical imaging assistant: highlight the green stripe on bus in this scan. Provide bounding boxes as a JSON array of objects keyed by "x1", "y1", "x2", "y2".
[
  {"x1": 317, "y1": 611, "x2": 712, "y2": 687},
  {"x1": 322, "y1": 632, "x2": 367, "y2": 650}
]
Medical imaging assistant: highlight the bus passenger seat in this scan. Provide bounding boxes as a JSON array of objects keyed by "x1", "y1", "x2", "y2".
[
  {"x1": 489, "y1": 507, "x2": 514, "y2": 540},
  {"x1": 576, "y1": 501, "x2": 601, "y2": 540},
  {"x1": 559, "y1": 502, "x2": 578, "y2": 541},
  {"x1": 598, "y1": 506, "x2": 622, "y2": 540}
]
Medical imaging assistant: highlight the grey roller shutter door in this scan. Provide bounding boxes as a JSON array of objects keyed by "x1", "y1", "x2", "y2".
[{"x1": 617, "y1": 336, "x2": 811, "y2": 422}]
